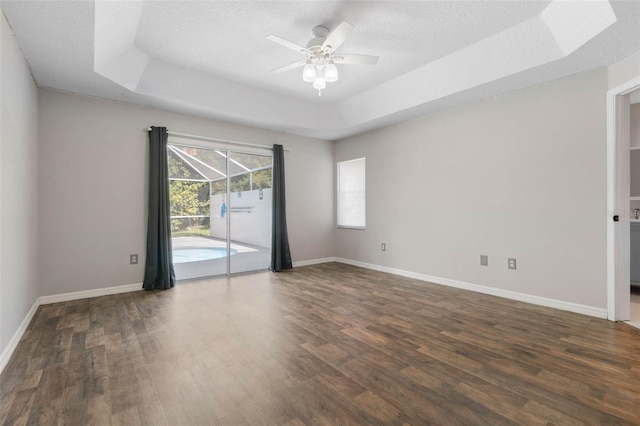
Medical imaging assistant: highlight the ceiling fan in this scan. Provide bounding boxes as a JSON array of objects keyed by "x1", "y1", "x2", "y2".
[{"x1": 267, "y1": 21, "x2": 379, "y2": 96}]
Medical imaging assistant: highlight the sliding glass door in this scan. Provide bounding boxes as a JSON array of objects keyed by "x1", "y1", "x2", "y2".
[
  {"x1": 228, "y1": 151, "x2": 272, "y2": 274},
  {"x1": 167, "y1": 143, "x2": 272, "y2": 280}
]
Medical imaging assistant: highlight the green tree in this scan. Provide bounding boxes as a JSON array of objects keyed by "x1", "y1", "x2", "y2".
[
  {"x1": 168, "y1": 151, "x2": 210, "y2": 233},
  {"x1": 230, "y1": 174, "x2": 250, "y2": 192},
  {"x1": 170, "y1": 181, "x2": 208, "y2": 217},
  {"x1": 252, "y1": 168, "x2": 272, "y2": 189}
]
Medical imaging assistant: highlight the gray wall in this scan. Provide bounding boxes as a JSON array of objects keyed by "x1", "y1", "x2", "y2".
[
  {"x1": 334, "y1": 69, "x2": 608, "y2": 309},
  {"x1": 631, "y1": 104, "x2": 640, "y2": 149},
  {"x1": 632, "y1": 104, "x2": 640, "y2": 210},
  {"x1": 632, "y1": 151, "x2": 640, "y2": 198},
  {"x1": 608, "y1": 50, "x2": 640, "y2": 89},
  {"x1": 0, "y1": 13, "x2": 40, "y2": 358},
  {"x1": 37, "y1": 89, "x2": 334, "y2": 296}
]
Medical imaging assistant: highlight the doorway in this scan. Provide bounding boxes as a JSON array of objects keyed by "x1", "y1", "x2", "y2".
[
  {"x1": 167, "y1": 143, "x2": 273, "y2": 280},
  {"x1": 607, "y1": 77, "x2": 640, "y2": 322},
  {"x1": 629, "y1": 95, "x2": 640, "y2": 326}
]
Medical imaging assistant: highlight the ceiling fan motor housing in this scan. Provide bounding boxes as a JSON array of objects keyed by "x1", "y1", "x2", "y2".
[{"x1": 306, "y1": 26, "x2": 330, "y2": 50}]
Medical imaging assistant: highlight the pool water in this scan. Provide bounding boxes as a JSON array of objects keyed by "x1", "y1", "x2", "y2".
[{"x1": 173, "y1": 247, "x2": 237, "y2": 263}]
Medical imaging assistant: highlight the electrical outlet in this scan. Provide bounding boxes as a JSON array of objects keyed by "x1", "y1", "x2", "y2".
[
  {"x1": 130, "y1": 254, "x2": 138, "y2": 265},
  {"x1": 381, "y1": 243, "x2": 386, "y2": 252},
  {"x1": 508, "y1": 258, "x2": 517, "y2": 270},
  {"x1": 480, "y1": 255, "x2": 488, "y2": 266}
]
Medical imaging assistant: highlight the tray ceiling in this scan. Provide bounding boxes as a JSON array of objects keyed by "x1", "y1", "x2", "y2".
[{"x1": 2, "y1": 0, "x2": 639, "y2": 140}]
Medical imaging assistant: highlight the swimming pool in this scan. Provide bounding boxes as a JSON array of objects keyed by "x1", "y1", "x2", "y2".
[{"x1": 173, "y1": 247, "x2": 237, "y2": 263}]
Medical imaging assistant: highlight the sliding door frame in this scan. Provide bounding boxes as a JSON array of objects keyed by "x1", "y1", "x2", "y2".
[
  {"x1": 168, "y1": 137, "x2": 273, "y2": 279},
  {"x1": 225, "y1": 150, "x2": 231, "y2": 276}
]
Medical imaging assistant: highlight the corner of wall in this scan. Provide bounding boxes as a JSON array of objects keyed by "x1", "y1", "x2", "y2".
[
  {"x1": 0, "y1": 8, "x2": 41, "y2": 366},
  {"x1": 608, "y1": 49, "x2": 640, "y2": 89}
]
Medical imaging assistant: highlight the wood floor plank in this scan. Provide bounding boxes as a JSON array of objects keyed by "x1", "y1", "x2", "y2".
[{"x1": 2, "y1": 263, "x2": 640, "y2": 424}]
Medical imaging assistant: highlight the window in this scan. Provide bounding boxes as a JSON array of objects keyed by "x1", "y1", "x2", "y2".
[{"x1": 337, "y1": 158, "x2": 366, "y2": 228}]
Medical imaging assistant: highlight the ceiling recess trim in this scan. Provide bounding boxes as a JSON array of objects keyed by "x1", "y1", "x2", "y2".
[{"x1": 93, "y1": 0, "x2": 617, "y2": 139}]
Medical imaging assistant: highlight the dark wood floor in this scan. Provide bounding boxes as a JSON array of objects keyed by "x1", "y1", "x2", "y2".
[{"x1": 1, "y1": 263, "x2": 639, "y2": 425}]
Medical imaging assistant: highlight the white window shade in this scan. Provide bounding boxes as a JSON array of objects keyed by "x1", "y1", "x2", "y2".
[{"x1": 337, "y1": 158, "x2": 366, "y2": 228}]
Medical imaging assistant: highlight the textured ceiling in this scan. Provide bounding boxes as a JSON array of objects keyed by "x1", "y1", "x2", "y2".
[
  {"x1": 2, "y1": 0, "x2": 640, "y2": 140},
  {"x1": 133, "y1": 1, "x2": 549, "y2": 102}
]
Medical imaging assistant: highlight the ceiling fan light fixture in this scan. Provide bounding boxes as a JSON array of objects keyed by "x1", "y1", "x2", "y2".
[
  {"x1": 313, "y1": 77, "x2": 326, "y2": 91},
  {"x1": 302, "y1": 63, "x2": 316, "y2": 82},
  {"x1": 324, "y1": 63, "x2": 338, "y2": 82},
  {"x1": 268, "y1": 21, "x2": 378, "y2": 96}
]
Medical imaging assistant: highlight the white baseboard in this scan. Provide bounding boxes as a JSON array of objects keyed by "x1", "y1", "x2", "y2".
[
  {"x1": 334, "y1": 257, "x2": 608, "y2": 319},
  {"x1": 1, "y1": 282, "x2": 143, "y2": 375},
  {"x1": 625, "y1": 320, "x2": 640, "y2": 330},
  {"x1": 0, "y1": 298, "x2": 39, "y2": 374},
  {"x1": 39, "y1": 282, "x2": 142, "y2": 305},
  {"x1": 293, "y1": 257, "x2": 338, "y2": 267}
]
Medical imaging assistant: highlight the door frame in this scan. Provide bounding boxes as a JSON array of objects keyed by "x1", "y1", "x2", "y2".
[
  {"x1": 607, "y1": 75, "x2": 640, "y2": 321},
  {"x1": 168, "y1": 139, "x2": 273, "y2": 278}
]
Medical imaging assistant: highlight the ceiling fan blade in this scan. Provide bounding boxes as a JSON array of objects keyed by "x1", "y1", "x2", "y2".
[
  {"x1": 333, "y1": 54, "x2": 379, "y2": 65},
  {"x1": 271, "y1": 60, "x2": 307, "y2": 74},
  {"x1": 321, "y1": 21, "x2": 354, "y2": 53},
  {"x1": 266, "y1": 35, "x2": 311, "y2": 54}
]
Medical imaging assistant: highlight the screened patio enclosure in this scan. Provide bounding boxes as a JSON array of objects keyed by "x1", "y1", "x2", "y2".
[{"x1": 167, "y1": 143, "x2": 273, "y2": 280}]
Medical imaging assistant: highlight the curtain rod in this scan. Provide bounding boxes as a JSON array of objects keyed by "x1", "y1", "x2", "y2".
[{"x1": 145, "y1": 128, "x2": 290, "y2": 152}]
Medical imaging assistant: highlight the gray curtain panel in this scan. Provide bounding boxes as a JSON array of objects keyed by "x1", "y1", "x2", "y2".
[
  {"x1": 143, "y1": 126, "x2": 176, "y2": 290},
  {"x1": 270, "y1": 144, "x2": 293, "y2": 271}
]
